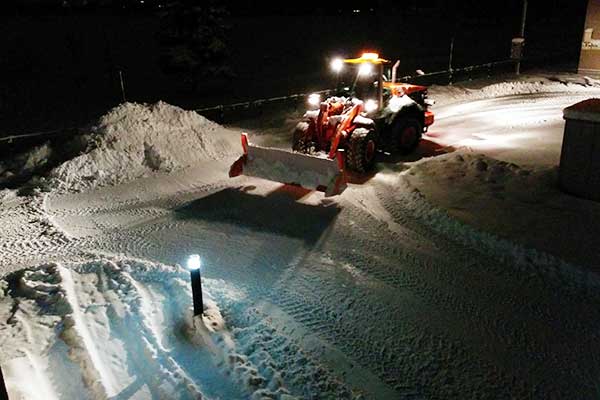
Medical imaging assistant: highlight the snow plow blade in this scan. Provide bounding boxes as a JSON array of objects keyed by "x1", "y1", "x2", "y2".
[{"x1": 229, "y1": 133, "x2": 346, "y2": 196}]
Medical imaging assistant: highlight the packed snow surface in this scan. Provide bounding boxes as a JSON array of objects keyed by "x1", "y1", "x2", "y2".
[{"x1": 3, "y1": 73, "x2": 600, "y2": 399}]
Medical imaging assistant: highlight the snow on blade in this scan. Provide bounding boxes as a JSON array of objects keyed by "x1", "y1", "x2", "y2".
[{"x1": 243, "y1": 143, "x2": 344, "y2": 195}]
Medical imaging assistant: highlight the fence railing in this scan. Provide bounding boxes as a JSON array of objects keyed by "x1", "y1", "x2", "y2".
[
  {"x1": 398, "y1": 59, "x2": 516, "y2": 84},
  {"x1": 192, "y1": 89, "x2": 335, "y2": 124},
  {"x1": 195, "y1": 58, "x2": 517, "y2": 123},
  {"x1": 1, "y1": 58, "x2": 516, "y2": 145}
]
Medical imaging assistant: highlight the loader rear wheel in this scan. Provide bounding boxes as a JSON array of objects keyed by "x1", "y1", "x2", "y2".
[
  {"x1": 392, "y1": 118, "x2": 422, "y2": 154},
  {"x1": 292, "y1": 122, "x2": 312, "y2": 153},
  {"x1": 346, "y1": 128, "x2": 377, "y2": 173}
]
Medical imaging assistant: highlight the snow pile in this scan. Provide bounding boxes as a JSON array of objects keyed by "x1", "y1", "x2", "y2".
[
  {"x1": 0, "y1": 256, "x2": 302, "y2": 399},
  {"x1": 400, "y1": 151, "x2": 600, "y2": 268},
  {"x1": 0, "y1": 188, "x2": 16, "y2": 202},
  {"x1": 429, "y1": 74, "x2": 600, "y2": 106},
  {"x1": 46, "y1": 102, "x2": 238, "y2": 192},
  {"x1": 0, "y1": 257, "x2": 199, "y2": 399},
  {"x1": 380, "y1": 172, "x2": 600, "y2": 297}
]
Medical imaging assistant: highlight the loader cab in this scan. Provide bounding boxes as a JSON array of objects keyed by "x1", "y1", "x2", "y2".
[
  {"x1": 333, "y1": 67, "x2": 378, "y2": 99},
  {"x1": 331, "y1": 53, "x2": 389, "y2": 111}
]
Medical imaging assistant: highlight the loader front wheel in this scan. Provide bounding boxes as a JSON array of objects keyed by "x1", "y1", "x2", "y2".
[
  {"x1": 392, "y1": 118, "x2": 422, "y2": 154},
  {"x1": 292, "y1": 122, "x2": 312, "y2": 153},
  {"x1": 346, "y1": 128, "x2": 377, "y2": 173}
]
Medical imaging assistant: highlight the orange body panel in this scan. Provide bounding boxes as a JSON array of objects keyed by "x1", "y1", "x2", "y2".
[
  {"x1": 424, "y1": 111, "x2": 434, "y2": 127},
  {"x1": 328, "y1": 103, "x2": 362, "y2": 159},
  {"x1": 383, "y1": 82, "x2": 428, "y2": 97}
]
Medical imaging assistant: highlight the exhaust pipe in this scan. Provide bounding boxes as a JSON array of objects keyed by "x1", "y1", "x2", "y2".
[{"x1": 391, "y1": 60, "x2": 400, "y2": 83}]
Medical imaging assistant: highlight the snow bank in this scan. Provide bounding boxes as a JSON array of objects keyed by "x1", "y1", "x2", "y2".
[
  {"x1": 400, "y1": 151, "x2": 600, "y2": 270},
  {"x1": 0, "y1": 188, "x2": 16, "y2": 202},
  {"x1": 429, "y1": 74, "x2": 600, "y2": 106},
  {"x1": 39, "y1": 102, "x2": 238, "y2": 192},
  {"x1": 0, "y1": 257, "x2": 200, "y2": 399},
  {"x1": 0, "y1": 256, "x2": 300, "y2": 399}
]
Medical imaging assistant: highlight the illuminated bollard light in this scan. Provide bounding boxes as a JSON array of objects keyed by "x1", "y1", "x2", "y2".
[{"x1": 187, "y1": 254, "x2": 204, "y2": 316}]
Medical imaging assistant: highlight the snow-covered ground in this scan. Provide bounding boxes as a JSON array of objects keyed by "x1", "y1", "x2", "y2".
[{"x1": 2, "y1": 73, "x2": 600, "y2": 399}]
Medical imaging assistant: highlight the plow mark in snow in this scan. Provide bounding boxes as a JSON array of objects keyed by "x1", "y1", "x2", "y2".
[{"x1": 0, "y1": 194, "x2": 75, "y2": 271}]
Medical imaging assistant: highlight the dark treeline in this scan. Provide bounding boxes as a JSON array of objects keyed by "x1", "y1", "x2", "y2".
[{"x1": 2, "y1": 0, "x2": 588, "y2": 20}]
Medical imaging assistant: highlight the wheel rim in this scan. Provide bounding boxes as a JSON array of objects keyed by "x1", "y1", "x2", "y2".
[
  {"x1": 400, "y1": 126, "x2": 417, "y2": 148},
  {"x1": 365, "y1": 140, "x2": 376, "y2": 162}
]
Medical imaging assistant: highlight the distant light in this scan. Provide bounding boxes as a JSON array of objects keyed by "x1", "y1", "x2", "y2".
[
  {"x1": 331, "y1": 58, "x2": 344, "y2": 73},
  {"x1": 358, "y1": 63, "x2": 373, "y2": 76},
  {"x1": 353, "y1": 9, "x2": 361, "y2": 13},
  {"x1": 364, "y1": 99, "x2": 378, "y2": 113},
  {"x1": 187, "y1": 254, "x2": 201, "y2": 270},
  {"x1": 308, "y1": 93, "x2": 321, "y2": 106}
]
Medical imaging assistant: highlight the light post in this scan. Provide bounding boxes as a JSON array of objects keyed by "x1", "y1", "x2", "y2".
[
  {"x1": 516, "y1": 0, "x2": 528, "y2": 75},
  {"x1": 448, "y1": 36, "x2": 455, "y2": 84},
  {"x1": 187, "y1": 254, "x2": 204, "y2": 316}
]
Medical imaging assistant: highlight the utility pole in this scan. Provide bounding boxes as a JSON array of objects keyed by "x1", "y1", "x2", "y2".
[
  {"x1": 519, "y1": 0, "x2": 528, "y2": 38},
  {"x1": 118, "y1": 70, "x2": 126, "y2": 102},
  {"x1": 516, "y1": 0, "x2": 528, "y2": 75},
  {"x1": 448, "y1": 36, "x2": 455, "y2": 84}
]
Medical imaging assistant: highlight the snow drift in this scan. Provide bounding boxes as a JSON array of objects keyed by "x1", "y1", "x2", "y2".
[
  {"x1": 0, "y1": 256, "x2": 300, "y2": 400},
  {"x1": 401, "y1": 151, "x2": 600, "y2": 268},
  {"x1": 428, "y1": 74, "x2": 600, "y2": 107}
]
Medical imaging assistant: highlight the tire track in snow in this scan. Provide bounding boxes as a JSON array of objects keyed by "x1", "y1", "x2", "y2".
[
  {"x1": 0, "y1": 194, "x2": 76, "y2": 273},
  {"x1": 24, "y1": 164, "x2": 600, "y2": 398},
  {"x1": 369, "y1": 175, "x2": 600, "y2": 398},
  {"x1": 39, "y1": 182, "x2": 524, "y2": 398}
]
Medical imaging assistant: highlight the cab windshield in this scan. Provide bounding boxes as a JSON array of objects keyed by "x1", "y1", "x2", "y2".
[{"x1": 335, "y1": 63, "x2": 380, "y2": 100}]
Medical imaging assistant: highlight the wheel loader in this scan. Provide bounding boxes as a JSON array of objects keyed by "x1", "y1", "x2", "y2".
[{"x1": 229, "y1": 52, "x2": 434, "y2": 195}]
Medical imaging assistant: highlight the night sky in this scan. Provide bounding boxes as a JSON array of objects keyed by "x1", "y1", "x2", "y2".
[
  {"x1": 2, "y1": 0, "x2": 589, "y2": 18},
  {"x1": 0, "y1": 0, "x2": 590, "y2": 135}
]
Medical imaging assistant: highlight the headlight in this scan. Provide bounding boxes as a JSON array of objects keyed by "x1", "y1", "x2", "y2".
[
  {"x1": 358, "y1": 63, "x2": 373, "y2": 76},
  {"x1": 308, "y1": 93, "x2": 321, "y2": 106},
  {"x1": 364, "y1": 99, "x2": 378, "y2": 113},
  {"x1": 331, "y1": 58, "x2": 343, "y2": 73}
]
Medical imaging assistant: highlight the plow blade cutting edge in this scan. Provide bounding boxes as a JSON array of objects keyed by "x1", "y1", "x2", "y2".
[{"x1": 229, "y1": 133, "x2": 347, "y2": 196}]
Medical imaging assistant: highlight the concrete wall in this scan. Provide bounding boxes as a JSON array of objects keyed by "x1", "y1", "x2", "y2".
[{"x1": 579, "y1": 0, "x2": 600, "y2": 75}]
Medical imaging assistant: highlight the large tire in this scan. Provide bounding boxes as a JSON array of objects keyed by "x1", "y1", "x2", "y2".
[
  {"x1": 346, "y1": 128, "x2": 377, "y2": 173},
  {"x1": 392, "y1": 118, "x2": 422, "y2": 154},
  {"x1": 292, "y1": 122, "x2": 312, "y2": 153}
]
